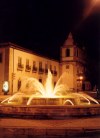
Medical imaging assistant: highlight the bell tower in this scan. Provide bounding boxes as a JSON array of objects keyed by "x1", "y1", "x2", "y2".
[
  {"x1": 60, "y1": 32, "x2": 88, "y2": 91},
  {"x1": 60, "y1": 32, "x2": 74, "y2": 62}
]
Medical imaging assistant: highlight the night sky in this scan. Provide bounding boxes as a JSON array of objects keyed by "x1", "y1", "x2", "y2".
[{"x1": 0, "y1": 0, "x2": 100, "y2": 87}]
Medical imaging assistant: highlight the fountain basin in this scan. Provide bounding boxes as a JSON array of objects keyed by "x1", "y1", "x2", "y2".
[{"x1": 0, "y1": 104, "x2": 100, "y2": 119}]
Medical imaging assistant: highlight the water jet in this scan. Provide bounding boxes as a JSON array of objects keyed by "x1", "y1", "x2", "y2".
[{"x1": 0, "y1": 70, "x2": 100, "y2": 119}]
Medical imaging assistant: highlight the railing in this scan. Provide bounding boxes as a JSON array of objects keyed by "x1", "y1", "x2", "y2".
[
  {"x1": 25, "y1": 65, "x2": 31, "y2": 72},
  {"x1": 17, "y1": 63, "x2": 24, "y2": 71}
]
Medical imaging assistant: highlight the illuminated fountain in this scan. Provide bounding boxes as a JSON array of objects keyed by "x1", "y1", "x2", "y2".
[{"x1": 0, "y1": 70, "x2": 100, "y2": 119}]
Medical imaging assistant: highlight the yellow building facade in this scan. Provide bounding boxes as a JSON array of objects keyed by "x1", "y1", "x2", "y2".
[
  {"x1": 0, "y1": 33, "x2": 91, "y2": 95},
  {"x1": 60, "y1": 33, "x2": 91, "y2": 91}
]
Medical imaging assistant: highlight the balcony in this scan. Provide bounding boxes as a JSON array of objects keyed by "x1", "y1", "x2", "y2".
[
  {"x1": 32, "y1": 67, "x2": 37, "y2": 73},
  {"x1": 25, "y1": 65, "x2": 31, "y2": 72},
  {"x1": 17, "y1": 63, "x2": 24, "y2": 71},
  {"x1": 38, "y1": 68, "x2": 44, "y2": 74}
]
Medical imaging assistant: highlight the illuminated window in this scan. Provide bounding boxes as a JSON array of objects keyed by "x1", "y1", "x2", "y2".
[
  {"x1": 66, "y1": 49, "x2": 70, "y2": 57},
  {"x1": 0, "y1": 53, "x2": 3, "y2": 63}
]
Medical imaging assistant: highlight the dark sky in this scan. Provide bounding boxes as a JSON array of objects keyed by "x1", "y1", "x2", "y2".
[
  {"x1": 0, "y1": 0, "x2": 100, "y2": 86},
  {"x1": 0, "y1": 0, "x2": 99, "y2": 58}
]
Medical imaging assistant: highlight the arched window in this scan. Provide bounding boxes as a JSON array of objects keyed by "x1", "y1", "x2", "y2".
[{"x1": 66, "y1": 48, "x2": 70, "y2": 57}]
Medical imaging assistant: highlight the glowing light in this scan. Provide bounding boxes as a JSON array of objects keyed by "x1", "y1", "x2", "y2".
[
  {"x1": 45, "y1": 70, "x2": 54, "y2": 97},
  {"x1": 84, "y1": 0, "x2": 100, "y2": 19},
  {"x1": 1, "y1": 70, "x2": 99, "y2": 106},
  {"x1": 2, "y1": 81, "x2": 9, "y2": 92},
  {"x1": 79, "y1": 76, "x2": 83, "y2": 80}
]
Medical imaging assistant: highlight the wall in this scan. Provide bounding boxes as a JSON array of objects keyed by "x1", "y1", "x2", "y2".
[{"x1": 8, "y1": 47, "x2": 60, "y2": 94}]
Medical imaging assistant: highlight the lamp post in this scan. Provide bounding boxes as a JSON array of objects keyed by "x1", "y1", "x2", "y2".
[{"x1": 79, "y1": 76, "x2": 83, "y2": 91}]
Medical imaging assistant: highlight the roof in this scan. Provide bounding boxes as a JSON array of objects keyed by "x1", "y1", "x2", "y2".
[{"x1": 0, "y1": 42, "x2": 59, "y2": 62}]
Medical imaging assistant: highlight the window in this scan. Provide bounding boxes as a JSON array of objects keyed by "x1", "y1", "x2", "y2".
[
  {"x1": 39, "y1": 62, "x2": 44, "y2": 73},
  {"x1": 26, "y1": 59, "x2": 29, "y2": 66},
  {"x1": 50, "y1": 65, "x2": 52, "y2": 70},
  {"x1": 33, "y1": 61, "x2": 36, "y2": 68},
  {"x1": 17, "y1": 79, "x2": 21, "y2": 91},
  {"x1": 66, "y1": 49, "x2": 70, "y2": 57},
  {"x1": 39, "y1": 62, "x2": 42, "y2": 69},
  {"x1": 66, "y1": 65, "x2": 69, "y2": 69},
  {"x1": 45, "y1": 63, "x2": 48, "y2": 73},
  {"x1": 25, "y1": 59, "x2": 31, "y2": 71},
  {"x1": 0, "y1": 53, "x2": 2, "y2": 63},
  {"x1": 32, "y1": 61, "x2": 37, "y2": 72},
  {"x1": 17, "y1": 57, "x2": 24, "y2": 70},
  {"x1": 39, "y1": 78, "x2": 42, "y2": 83},
  {"x1": 18, "y1": 57, "x2": 22, "y2": 65}
]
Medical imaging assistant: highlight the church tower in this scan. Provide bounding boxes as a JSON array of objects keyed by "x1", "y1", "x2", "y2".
[{"x1": 60, "y1": 33, "x2": 91, "y2": 91}]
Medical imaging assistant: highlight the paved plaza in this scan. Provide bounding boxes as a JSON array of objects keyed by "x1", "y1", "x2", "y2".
[
  {"x1": 0, "y1": 117, "x2": 100, "y2": 137},
  {"x1": 0, "y1": 93, "x2": 100, "y2": 137}
]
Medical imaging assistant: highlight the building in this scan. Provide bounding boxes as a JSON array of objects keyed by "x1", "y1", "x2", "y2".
[
  {"x1": 0, "y1": 33, "x2": 91, "y2": 95},
  {"x1": 60, "y1": 33, "x2": 91, "y2": 92}
]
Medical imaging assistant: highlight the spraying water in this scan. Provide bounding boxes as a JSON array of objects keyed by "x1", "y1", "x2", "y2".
[{"x1": 1, "y1": 70, "x2": 99, "y2": 105}]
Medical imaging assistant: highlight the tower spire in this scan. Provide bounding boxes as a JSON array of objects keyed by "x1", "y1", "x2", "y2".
[{"x1": 63, "y1": 32, "x2": 74, "y2": 47}]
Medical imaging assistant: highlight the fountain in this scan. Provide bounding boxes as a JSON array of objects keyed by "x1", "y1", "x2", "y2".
[{"x1": 0, "y1": 70, "x2": 100, "y2": 119}]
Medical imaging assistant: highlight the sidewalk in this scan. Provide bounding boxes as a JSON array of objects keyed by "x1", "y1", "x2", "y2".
[{"x1": 0, "y1": 117, "x2": 100, "y2": 137}]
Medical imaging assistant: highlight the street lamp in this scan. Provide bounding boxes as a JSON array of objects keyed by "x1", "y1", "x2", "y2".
[
  {"x1": 79, "y1": 76, "x2": 83, "y2": 91},
  {"x1": 2, "y1": 81, "x2": 9, "y2": 95},
  {"x1": 79, "y1": 76, "x2": 83, "y2": 81}
]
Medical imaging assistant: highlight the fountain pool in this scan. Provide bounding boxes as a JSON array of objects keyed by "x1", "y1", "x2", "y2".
[{"x1": 0, "y1": 70, "x2": 100, "y2": 119}]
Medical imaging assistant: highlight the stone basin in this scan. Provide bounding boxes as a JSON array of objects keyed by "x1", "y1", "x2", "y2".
[{"x1": 0, "y1": 104, "x2": 100, "y2": 119}]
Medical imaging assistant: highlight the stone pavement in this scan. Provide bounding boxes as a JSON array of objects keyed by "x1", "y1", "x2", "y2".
[
  {"x1": 0, "y1": 117, "x2": 100, "y2": 137},
  {"x1": 0, "y1": 93, "x2": 100, "y2": 137}
]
